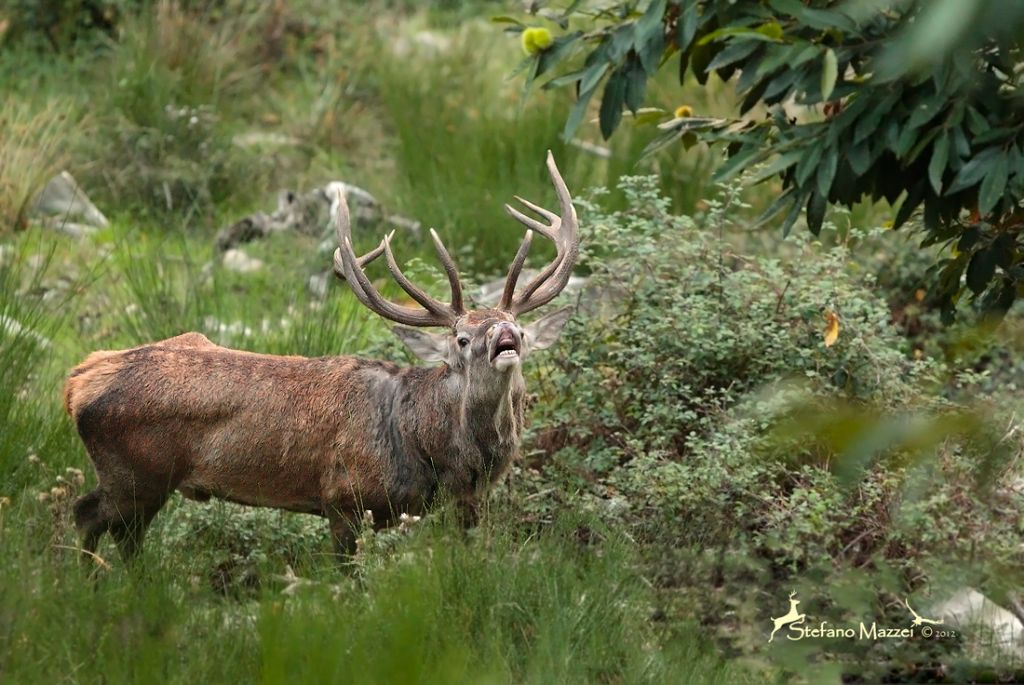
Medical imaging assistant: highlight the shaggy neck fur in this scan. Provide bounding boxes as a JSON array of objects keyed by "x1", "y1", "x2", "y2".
[{"x1": 458, "y1": 367, "x2": 525, "y2": 448}]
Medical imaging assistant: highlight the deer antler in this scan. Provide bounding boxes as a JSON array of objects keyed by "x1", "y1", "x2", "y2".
[
  {"x1": 332, "y1": 188, "x2": 465, "y2": 328},
  {"x1": 499, "y1": 150, "x2": 579, "y2": 316}
]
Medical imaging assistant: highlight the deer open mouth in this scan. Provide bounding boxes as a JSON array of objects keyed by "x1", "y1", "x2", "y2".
[{"x1": 491, "y1": 328, "x2": 521, "y2": 364}]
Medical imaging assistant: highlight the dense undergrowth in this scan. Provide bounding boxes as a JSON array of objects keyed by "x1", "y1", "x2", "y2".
[{"x1": 2, "y1": 2, "x2": 1024, "y2": 684}]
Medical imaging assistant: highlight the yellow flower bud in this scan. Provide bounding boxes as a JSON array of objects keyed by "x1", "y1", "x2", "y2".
[
  {"x1": 521, "y1": 27, "x2": 554, "y2": 56},
  {"x1": 673, "y1": 105, "x2": 694, "y2": 119}
]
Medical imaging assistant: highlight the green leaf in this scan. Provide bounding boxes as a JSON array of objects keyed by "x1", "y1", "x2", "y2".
[
  {"x1": 536, "y1": 33, "x2": 582, "y2": 79},
  {"x1": 770, "y1": 0, "x2": 857, "y2": 33},
  {"x1": 491, "y1": 15, "x2": 525, "y2": 26},
  {"x1": 763, "y1": 69, "x2": 799, "y2": 102},
  {"x1": 706, "y1": 39, "x2": 761, "y2": 73},
  {"x1": 906, "y1": 90, "x2": 949, "y2": 131},
  {"x1": 821, "y1": 48, "x2": 838, "y2": 101},
  {"x1": 894, "y1": 124, "x2": 919, "y2": 158},
  {"x1": 750, "y1": 150, "x2": 803, "y2": 184},
  {"x1": 713, "y1": 144, "x2": 763, "y2": 183},
  {"x1": 630, "y1": 108, "x2": 668, "y2": 126},
  {"x1": 966, "y1": 247, "x2": 997, "y2": 295},
  {"x1": 781, "y1": 193, "x2": 806, "y2": 237},
  {"x1": 599, "y1": 69, "x2": 627, "y2": 140},
  {"x1": 580, "y1": 61, "x2": 610, "y2": 96},
  {"x1": 951, "y1": 125, "x2": 971, "y2": 160},
  {"x1": 639, "y1": 30, "x2": 666, "y2": 75},
  {"x1": 974, "y1": 126, "x2": 1017, "y2": 146},
  {"x1": 635, "y1": 0, "x2": 667, "y2": 75},
  {"x1": 928, "y1": 132, "x2": 949, "y2": 195},
  {"x1": 992, "y1": 233, "x2": 1015, "y2": 269},
  {"x1": 756, "y1": 21, "x2": 784, "y2": 41},
  {"x1": 807, "y1": 192, "x2": 827, "y2": 236},
  {"x1": 795, "y1": 140, "x2": 825, "y2": 186},
  {"x1": 853, "y1": 91, "x2": 900, "y2": 145},
  {"x1": 677, "y1": 1, "x2": 699, "y2": 53},
  {"x1": 562, "y1": 85, "x2": 598, "y2": 141},
  {"x1": 906, "y1": 126, "x2": 941, "y2": 164},
  {"x1": 609, "y1": 24, "x2": 634, "y2": 60},
  {"x1": 634, "y1": 0, "x2": 667, "y2": 45},
  {"x1": 641, "y1": 128, "x2": 683, "y2": 157},
  {"x1": 947, "y1": 147, "x2": 1000, "y2": 195},
  {"x1": 966, "y1": 106, "x2": 989, "y2": 136},
  {"x1": 543, "y1": 69, "x2": 587, "y2": 89},
  {"x1": 753, "y1": 187, "x2": 796, "y2": 227},
  {"x1": 847, "y1": 141, "x2": 872, "y2": 176},
  {"x1": 691, "y1": 42, "x2": 714, "y2": 85},
  {"x1": 624, "y1": 60, "x2": 647, "y2": 113},
  {"x1": 978, "y1": 154, "x2": 1009, "y2": 216},
  {"x1": 817, "y1": 147, "x2": 838, "y2": 198}
]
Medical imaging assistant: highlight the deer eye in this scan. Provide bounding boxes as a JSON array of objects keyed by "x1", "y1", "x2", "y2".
[{"x1": 457, "y1": 336, "x2": 470, "y2": 348}]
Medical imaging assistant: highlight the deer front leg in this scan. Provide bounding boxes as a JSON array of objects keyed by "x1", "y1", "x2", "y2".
[
  {"x1": 457, "y1": 498, "x2": 480, "y2": 530},
  {"x1": 327, "y1": 509, "x2": 359, "y2": 559}
]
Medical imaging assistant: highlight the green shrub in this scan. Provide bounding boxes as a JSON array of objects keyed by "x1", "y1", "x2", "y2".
[
  {"x1": 526, "y1": 175, "x2": 1024, "y2": 678},
  {"x1": 79, "y1": 2, "x2": 266, "y2": 218}
]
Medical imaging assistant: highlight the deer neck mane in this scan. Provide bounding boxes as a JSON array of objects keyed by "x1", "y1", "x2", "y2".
[{"x1": 458, "y1": 367, "x2": 525, "y2": 448}]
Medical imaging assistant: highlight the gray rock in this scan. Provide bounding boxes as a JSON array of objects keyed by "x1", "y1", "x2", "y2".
[
  {"x1": 932, "y1": 587, "x2": 1024, "y2": 659},
  {"x1": 222, "y1": 248, "x2": 264, "y2": 274},
  {"x1": 32, "y1": 171, "x2": 108, "y2": 229},
  {"x1": 215, "y1": 182, "x2": 419, "y2": 253},
  {"x1": 307, "y1": 272, "x2": 330, "y2": 299}
]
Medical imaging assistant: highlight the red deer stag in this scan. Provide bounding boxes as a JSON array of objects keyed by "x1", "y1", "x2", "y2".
[{"x1": 64, "y1": 151, "x2": 578, "y2": 561}]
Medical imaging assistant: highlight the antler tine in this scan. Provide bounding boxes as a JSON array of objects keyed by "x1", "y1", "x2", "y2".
[
  {"x1": 515, "y1": 251, "x2": 565, "y2": 303},
  {"x1": 332, "y1": 188, "x2": 455, "y2": 328},
  {"x1": 500, "y1": 150, "x2": 579, "y2": 316},
  {"x1": 503, "y1": 202, "x2": 558, "y2": 241},
  {"x1": 512, "y1": 195, "x2": 561, "y2": 229},
  {"x1": 429, "y1": 229, "x2": 465, "y2": 315},
  {"x1": 498, "y1": 229, "x2": 533, "y2": 311},
  {"x1": 332, "y1": 239, "x2": 386, "y2": 279},
  {"x1": 382, "y1": 233, "x2": 452, "y2": 318}
]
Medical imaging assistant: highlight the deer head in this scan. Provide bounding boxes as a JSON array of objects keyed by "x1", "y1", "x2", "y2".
[{"x1": 332, "y1": 151, "x2": 578, "y2": 376}]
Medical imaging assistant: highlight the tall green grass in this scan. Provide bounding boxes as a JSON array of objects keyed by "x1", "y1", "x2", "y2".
[
  {"x1": 0, "y1": 505, "x2": 754, "y2": 684},
  {"x1": 0, "y1": 237, "x2": 78, "y2": 491}
]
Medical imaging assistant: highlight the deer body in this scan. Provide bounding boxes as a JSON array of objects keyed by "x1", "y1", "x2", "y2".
[{"x1": 66, "y1": 152, "x2": 577, "y2": 561}]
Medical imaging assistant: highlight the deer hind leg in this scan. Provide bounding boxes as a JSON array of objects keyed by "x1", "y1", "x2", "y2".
[
  {"x1": 106, "y1": 491, "x2": 167, "y2": 562},
  {"x1": 73, "y1": 490, "x2": 109, "y2": 559}
]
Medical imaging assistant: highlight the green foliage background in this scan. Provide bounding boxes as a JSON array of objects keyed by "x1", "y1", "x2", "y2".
[
  {"x1": 2, "y1": 1, "x2": 1024, "y2": 683},
  {"x1": 523, "y1": 0, "x2": 1024, "y2": 321}
]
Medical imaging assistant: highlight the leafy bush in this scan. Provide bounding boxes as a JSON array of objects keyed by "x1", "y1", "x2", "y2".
[
  {"x1": 80, "y1": 1, "x2": 265, "y2": 217},
  {"x1": 537, "y1": 175, "x2": 936, "y2": 461},
  {"x1": 526, "y1": 175, "x2": 1024, "y2": 678}
]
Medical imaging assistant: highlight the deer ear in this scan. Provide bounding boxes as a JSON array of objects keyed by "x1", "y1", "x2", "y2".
[
  {"x1": 524, "y1": 306, "x2": 573, "y2": 351},
  {"x1": 392, "y1": 326, "x2": 449, "y2": 362}
]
